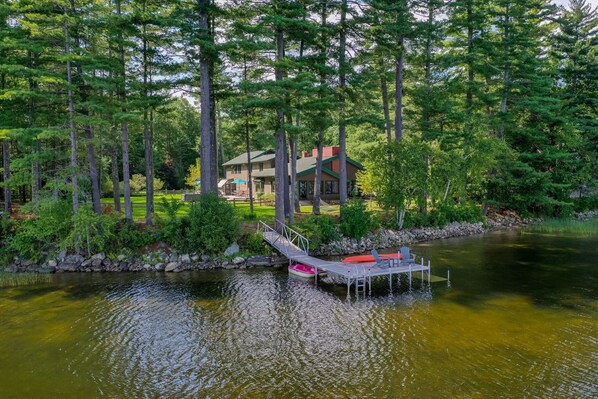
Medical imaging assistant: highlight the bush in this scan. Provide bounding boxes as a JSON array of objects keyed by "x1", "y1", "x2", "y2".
[
  {"x1": 573, "y1": 196, "x2": 598, "y2": 212},
  {"x1": 240, "y1": 232, "x2": 269, "y2": 255},
  {"x1": 156, "y1": 197, "x2": 188, "y2": 249},
  {"x1": 340, "y1": 199, "x2": 373, "y2": 239},
  {"x1": 294, "y1": 215, "x2": 339, "y2": 250},
  {"x1": 114, "y1": 221, "x2": 155, "y2": 251},
  {"x1": 4, "y1": 200, "x2": 73, "y2": 261},
  {"x1": 186, "y1": 193, "x2": 241, "y2": 254},
  {"x1": 62, "y1": 207, "x2": 118, "y2": 255}
]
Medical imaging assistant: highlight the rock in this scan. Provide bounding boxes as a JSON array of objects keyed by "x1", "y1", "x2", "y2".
[
  {"x1": 223, "y1": 264, "x2": 238, "y2": 270},
  {"x1": 48, "y1": 260, "x2": 57, "y2": 268},
  {"x1": 102, "y1": 258, "x2": 112, "y2": 266},
  {"x1": 143, "y1": 264, "x2": 152, "y2": 271},
  {"x1": 247, "y1": 255, "x2": 271, "y2": 266},
  {"x1": 81, "y1": 259, "x2": 93, "y2": 268},
  {"x1": 191, "y1": 254, "x2": 200, "y2": 262},
  {"x1": 270, "y1": 256, "x2": 288, "y2": 266},
  {"x1": 201, "y1": 255, "x2": 210, "y2": 262},
  {"x1": 39, "y1": 266, "x2": 56, "y2": 274},
  {"x1": 180, "y1": 254, "x2": 191, "y2": 263},
  {"x1": 92, "y1": 259, "x2": 103, "y2": 268},
  {"x1": 169, "y1": 253, "x2": 178, "y2": 262},
  {"x1": 91, "y1": 253, "x2": 106, "y2": 261},
  {"x1": 117, "y1": 254, "x2": 127, "y2": 261},
  {"x1": 155, "y1": 263, "x2": 166, "y2": 271},
  {"x1": 224, "y1": 242, "x2": 239, "y2": 257},
  {"x1": 232, "y1": 256, "x2": 245, "y2": 265},
  {"x1": 66, "y1": 254, "x2": 84, "y2": 264},
  {"x1": 165, "y1": 262, "x2": 178, "y2": 272},
  {"x1": 58, "y1": 251, "x2": 67, "y2": 260}
]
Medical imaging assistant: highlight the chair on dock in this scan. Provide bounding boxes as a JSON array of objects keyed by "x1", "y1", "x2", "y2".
[
  {"x1": 399, "y1": 247, "x2": 417, "y2": 266},
  {"x1": 371, "y1": 249, "x2": 391, "y2": 268}
]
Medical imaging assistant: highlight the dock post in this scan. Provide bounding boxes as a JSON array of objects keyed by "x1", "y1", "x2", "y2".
[
  {"x1": 409, "y1": 264, "x2": 412, "y2": 287},
  {"x1": 421, "y1": 258, "x2": 424, "y2": 281},
  {"x1": 428, "y1": 260, "x2": 431, "y2": 284}
]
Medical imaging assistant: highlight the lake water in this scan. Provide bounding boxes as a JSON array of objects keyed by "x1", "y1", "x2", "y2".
[{"x1": 0, "y1": 230, "x2": 596, "y2": 398}]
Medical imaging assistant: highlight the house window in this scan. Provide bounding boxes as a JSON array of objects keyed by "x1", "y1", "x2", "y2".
[
  {"x1": 324, "y1": 181, "x2": 338, "y2": 194},
  {"x1": 259, "y1": 163, "x2": 264, "y2": 171},
  {"x1": 233, "y1": 165, "x2": 241, "y2": 174}
]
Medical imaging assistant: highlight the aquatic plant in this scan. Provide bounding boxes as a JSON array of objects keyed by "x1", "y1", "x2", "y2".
[
  {"x1": 0, "y1": 272, "x2": 51, "y2": 288},
  {"x1": 528, "y1": 218, "x2": 598, "y2": 236}
]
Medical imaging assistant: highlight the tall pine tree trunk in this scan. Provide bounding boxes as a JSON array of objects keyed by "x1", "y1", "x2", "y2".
[
  {"x1": 338, "y1": 0, "x2": 348, "y2": 207},
  {"x1": 65, "y1": 17, "x2": 78, "y2": 215},
  {"x1": 143, "y1": 25, "x2": 154, "y2": 225},
  {"x1": 289, "y1": 132, "x2": 298, "y2": 222},
  {"x1": 85, "y1": 126, "x2": 102, "y2": 215},
  {"x1": 313, "y1": 129, "x2": 324, "y2": 215},
  {"x1": 111, "y1": 142, "x2": 121, "y2": 212},
  {"x1": 461, "y1": 1, "x2": 474, "y2": 203},
  {"x1": 199, "y1": 0, "x2": 214, "y2": 195},
  {"x1": 245, "y1": 112, "x2": 254, "y2": 214},
  {"x1": 381, "y1": 73, "x2": 392, "y2": 143},
  {"x1": 116, "y1": 0, "x2": 132, "y2": 221},
  {"x1": 394, "y1": 36, "x2": 404, "y2": 141},
  {"x1": 2, "y1": 140, "x2": 10, "y2": 214},
  {"x1": 274, "y1": 28, "x2": 286, "y2": 226}
]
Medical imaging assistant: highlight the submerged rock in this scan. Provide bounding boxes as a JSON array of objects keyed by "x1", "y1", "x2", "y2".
[{"x1": 224, "y1": 242, "x2": 239, "y2": 257}]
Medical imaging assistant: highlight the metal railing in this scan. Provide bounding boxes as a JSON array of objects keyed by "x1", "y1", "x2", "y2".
[{"x1": 257, "y1": 219, "x2": 310, "y2": 256}]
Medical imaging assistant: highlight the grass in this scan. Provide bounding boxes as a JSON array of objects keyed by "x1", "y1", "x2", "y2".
[
  {"x1": 0, "y1": 271, "x2": 52, "y2": 288},
  {"x1": 101, "y1": 194, "x2": 337, "y2": 223},
  {"x1": 528, "y1": 217, "x2": 598, "y2": 236}
]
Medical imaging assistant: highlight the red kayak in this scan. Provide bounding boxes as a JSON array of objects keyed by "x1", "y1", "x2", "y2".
[{"x1": 342, "y1": 253, "x2": 402, "y2": 263}]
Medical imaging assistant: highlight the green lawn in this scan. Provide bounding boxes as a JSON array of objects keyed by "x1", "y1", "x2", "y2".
[{"x1": 101, "y1": 194, "x2": 329, "y2": 223}]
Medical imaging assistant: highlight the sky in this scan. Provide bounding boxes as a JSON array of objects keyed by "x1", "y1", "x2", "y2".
[{"x1": 553, "y1": 0, "x2": 598, "y2": 6}]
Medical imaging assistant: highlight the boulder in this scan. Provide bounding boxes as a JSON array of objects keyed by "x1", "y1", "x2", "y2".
[
  {"x1": 117, "y1": 254, "x2": 127, "y2": 261},
  {"x1": 39, "y1": 266, "x2": 56, "y2": 274},
  {"x1": 155, "y1": 263, "x2": 166, "y2": 271},
  {"x1": 180, "y1": 254, "x2": 191, "y2": 263},
  {"x1": 232, "y1": 256, "x2": 245, "y2": 265},
  {"x1": 247, "y1": 255, "x2": 271, "y2": 267},
  {"x1": 48, "y1": 260, "x2": 58, "y2": 268},
  {"x1": 224, "y1": 242, "x2": 239, "y2": 257},
  {"x1": 91, "y1": 253, "x2": 106, "y2": 261},
  {"x1": 165, "y1": 262, "x2": 178, "y2": 272}
]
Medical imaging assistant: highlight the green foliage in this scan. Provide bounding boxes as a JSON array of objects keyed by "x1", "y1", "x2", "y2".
[
  {"x1": 240, "y1": 232, "x2": 269, "y2": 255},
  {"x1": 340, "y1": 199, "x2": 373, "y2": 239},
  {"x1": 130, "y1": 174, "x2": 146, "y2": 193},
  {"x1": 294, "y1": 215, "x2": 340, "y2": 250},
  {"x1": 186, "y1": 194, "x2": 241, "y2": 254},
  {"x1": 114, "y1": 222, "x2": 155, "y2": 251},
  {"x1": 572, "y1": 196, "x2": 598, "y2": 212},
  {"x1": 62, "y1": 207, "x2": 118, "y2": 255},
  {"x1": 4, "y1": 200, "x2": 73, "y2": 261},
  {"x1": 156, "y1": 197, "x2": 188, "y2": 250},
  {"x1": 528, "y1": 218, "x2": 598, "y2": 236}
]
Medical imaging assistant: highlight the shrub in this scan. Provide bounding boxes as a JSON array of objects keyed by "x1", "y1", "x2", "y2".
[
  {"x1": 62, "y1": 207, "x2": 118, "y2": 255},
  {"x1": 294, "y1": 215, "x2": 339, "y2": 250},
  {"x1": 186, "y1": 193, "x2": 241, "y2": 254},
  {"x1": 573, "y1": 196, "x2": 598, "y2": 212},
  {"x1": 240, "y1": 232, "x2": 269, "y2": 255},
  {"x1": 340, "y1": 199, "x2": 373, "y2": 239},
  {"x1": 156, "y1": 197, "x2": 188, "y2": 249},
  {"x1": 4, "y1": 200, "x2": 73, "y2": 261},
  {"x1": 114, "y1": 221, "x2": 155, "y2": 251}
]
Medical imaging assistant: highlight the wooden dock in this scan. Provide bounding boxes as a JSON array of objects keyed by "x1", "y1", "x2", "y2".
[{"x1": 258, "y1": 221, "x2": 432, "y2": 295}]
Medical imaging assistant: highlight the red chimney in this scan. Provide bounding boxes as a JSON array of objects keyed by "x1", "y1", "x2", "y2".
[
  {"x1": 301, "y1": 151, "x2": 308, "y2": 158},
  {"x1": 312, "y1": 146, "x2": 340, "y2": 157}
]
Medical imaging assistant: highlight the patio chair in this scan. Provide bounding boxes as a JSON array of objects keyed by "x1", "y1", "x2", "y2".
[
  {"x1": 399, "y1": 247, "x2": 417, "y2": 266},
  {"x1": 371, "y1": 249, "x2": 392, "y2": 268}
]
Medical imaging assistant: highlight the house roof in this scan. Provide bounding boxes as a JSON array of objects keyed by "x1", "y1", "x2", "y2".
[
  {"x1": 225, "y1": 150, "x2": 364, "y2": 178},
  {"x1": 250, "y1": 153, "x2": 276, "y2": 163},
  {"x1": 222, "y1": 150, "x2": 274, "y2": 166}
]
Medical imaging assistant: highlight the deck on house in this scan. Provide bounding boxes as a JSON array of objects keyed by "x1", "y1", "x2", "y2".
[{"x1": 258, "y1": 221, "x2": 432, "y2": 295}]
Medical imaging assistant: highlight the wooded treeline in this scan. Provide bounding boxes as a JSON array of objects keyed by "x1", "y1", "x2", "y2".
[{"x1": 0, "y1": 0, "x2": 596, "y2": 225}]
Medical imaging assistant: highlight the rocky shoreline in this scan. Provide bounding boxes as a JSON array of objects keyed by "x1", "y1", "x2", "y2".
[{"x1": 0, "y1": 212, "x2": 583, "y2": 274}]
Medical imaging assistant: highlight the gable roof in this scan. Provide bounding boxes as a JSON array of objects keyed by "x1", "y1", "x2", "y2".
[{"x1": 222, "y1": 150, "x2": 274, "y2": 166}]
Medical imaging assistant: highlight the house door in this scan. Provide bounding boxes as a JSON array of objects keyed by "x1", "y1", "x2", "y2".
[{"x1": 299, "y1": 181, "x2": 307, "y2": 200}]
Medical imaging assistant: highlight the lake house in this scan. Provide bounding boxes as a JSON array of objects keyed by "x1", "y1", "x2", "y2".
[{"x1": 222, "y1": 146, "x2": 364, "y2": 201}]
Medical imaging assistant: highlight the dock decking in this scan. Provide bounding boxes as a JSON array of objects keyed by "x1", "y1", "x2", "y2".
[{"x1": 258, "y1": 221, "x2": 432, "y2": 295}]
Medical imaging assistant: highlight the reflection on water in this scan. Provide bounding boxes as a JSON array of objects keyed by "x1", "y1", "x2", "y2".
[{"x1": 0, "y1": 230, "x2": 596, "y2": 398}]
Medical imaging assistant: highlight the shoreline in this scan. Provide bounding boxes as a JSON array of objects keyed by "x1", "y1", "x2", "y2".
[{"x1": 3, "y1": 211, "x2": 596, "y2": 274}]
